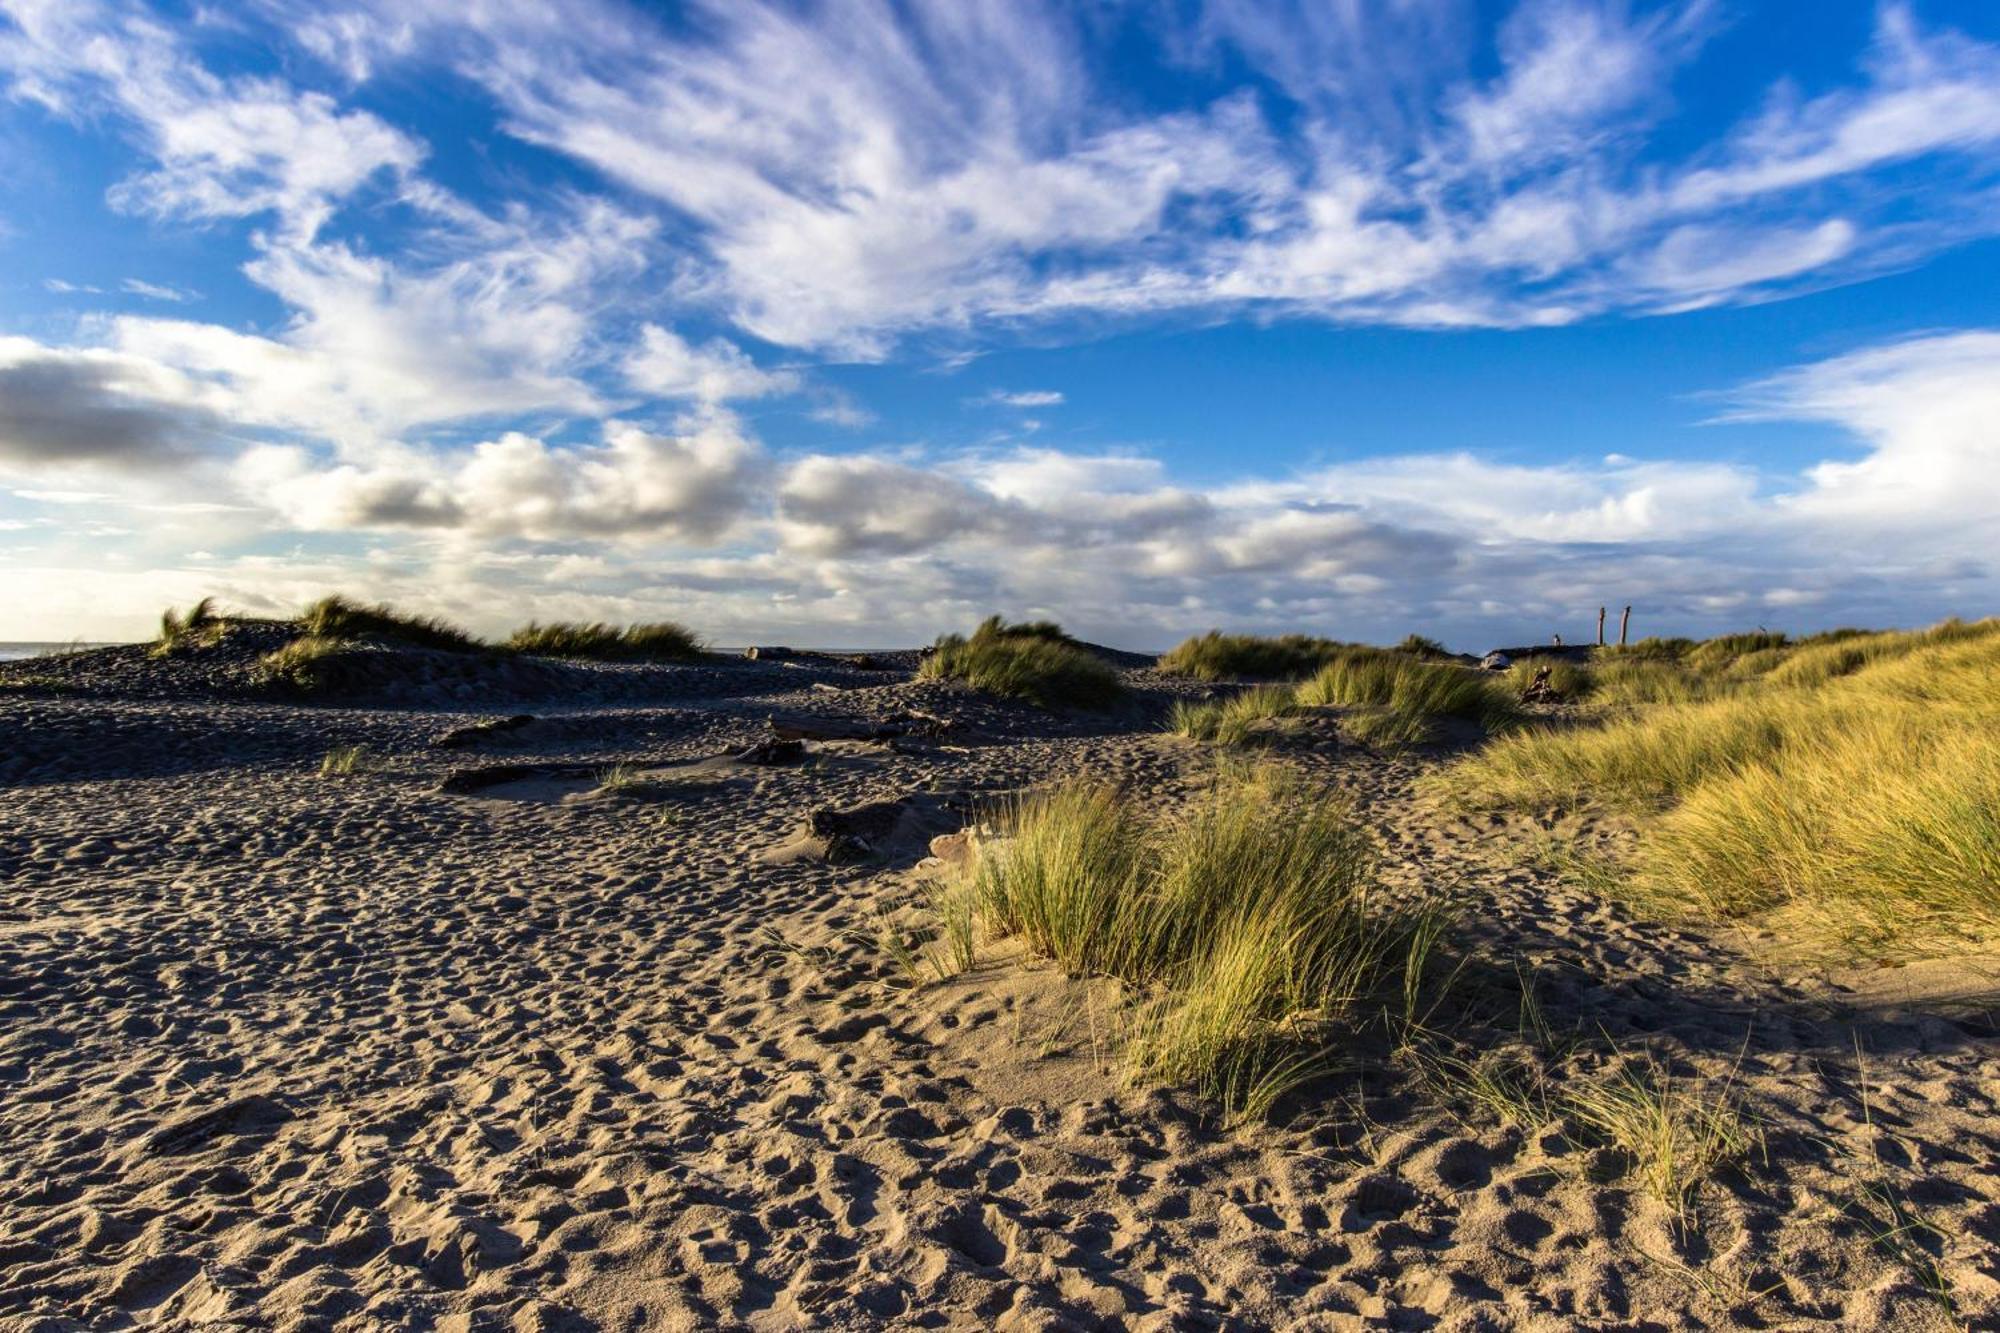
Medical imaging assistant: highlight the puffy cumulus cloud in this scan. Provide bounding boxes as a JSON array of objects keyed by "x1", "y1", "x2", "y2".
[
  {"x1": 19, "y1": 324, "x2": 1997, "y2": 648},
  {"x1": 622, "y1": 325, "x2": 800, "y2": 404},
  {"x1": 0, "y1": 337, "x2": 228, "y2": 468},
  {"x1": 776, "y1": 456, "x2": 1024, "y2": 558},
  {"x1": 221, "y1": 0, "x2": 2000, "y2": 351},
  {"x1": 1735, "y1": 330, "x2": 2000, "y2": 528},
  {"x1": 240, "y1": 416, "x2": 764, "y2": 543}
]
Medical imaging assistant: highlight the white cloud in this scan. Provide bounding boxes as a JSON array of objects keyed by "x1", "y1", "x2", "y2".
[
  {"x1": 1, "y1": 0, "x2": 422, "y2": 240},
  {"x1": 120, "y1": 278, "x2": 196, "y2": 302},
  {"x1": 0, "y1": 336, "x2": 228, "y2": 467},
  {"x1": 977, "y1": 389, "x2": 1065, "y2": 409},
  {"x1": 622, "y1": 324, "x2": 800, "y2": 404},
  {"x1": 276, "y1": 0, "x2": 2000, "y2": 351},
  {"x1": 240, "y1": 414, "x2": 764, "y2": 544}
]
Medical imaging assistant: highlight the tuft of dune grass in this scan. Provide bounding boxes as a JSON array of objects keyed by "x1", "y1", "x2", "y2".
[
  {"x1": 1168, "y1": 685, "x2": 1299, "y2": 744},
  {"x1": 258, "y1": 635, "x2": 350, "y2": 693},
  {"x1": 922, "y1": 618, "x2": 1122, "y2": 710},
  {"x1": 300, "y1": 595, "x2": 482, "y2": 653},
  {"x1": 1294, "y1": 649, "x2": 1520, "y2": 732},
  {"x1": 508, "y1": 620, "x2": 706, "y2": 661},
  {"x1": 1440, "y1": 619, "x2": 2000, "y2": 954},
  {"x1": 1159, "y1": 631, "x2": 1357, "y2": 681},
  {"x1": 1169, "y1": 649, "x2": 1517, "y2": 747},
  {"x1": 153, "y1": 596, "x2": 226, "y2": 658},
  {"x1": 961, "y1": 769, "x2": 1448, "y2": 1119}
]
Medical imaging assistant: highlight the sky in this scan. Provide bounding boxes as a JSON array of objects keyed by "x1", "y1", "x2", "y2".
[{"x1": 1, "y1": 0, "x2": 1998, "y2": 651}]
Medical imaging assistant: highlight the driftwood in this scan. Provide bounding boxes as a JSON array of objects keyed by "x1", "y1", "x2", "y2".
[
  {"x1": 1520, "y1": 664, "x2": 1557, "y2": 704},
  {"x1": 431, "y1": 714, "x2": 538, "y2": 749},
  {"x1": 743, "y1": 646, "x2": 794, "y2": 660},
  {"x1": 734, "y1": 738, "x2": 806, "y2": 766}
]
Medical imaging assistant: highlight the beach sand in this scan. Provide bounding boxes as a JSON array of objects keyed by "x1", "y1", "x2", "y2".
[{"x1": 2, "y1": 653, "x2": 1996, "y2": 1330}]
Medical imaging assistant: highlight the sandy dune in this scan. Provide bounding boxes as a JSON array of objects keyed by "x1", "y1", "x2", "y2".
[{"x1": 1, "y1": 661, "x2": 1997, "y2": 1330}]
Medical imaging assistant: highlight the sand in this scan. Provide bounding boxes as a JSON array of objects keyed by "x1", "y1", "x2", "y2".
[{"x1": 2, "y1": 656, "x2": 1997, "y2": 1330}]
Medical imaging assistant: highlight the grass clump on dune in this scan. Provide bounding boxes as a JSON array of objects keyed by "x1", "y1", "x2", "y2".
[
  {"x1": 1506, "y1": 655, "x2": 1594, "y2": 702},
  {"x1": 300, "y1": 595, "x2": 482, "y2": 653},
  {"x1": 1397, "y1": 633, "x2": 1450, "y2": 659},
  {"x1": 1295, "y1": 649, "x2": 1520, "y2": 734},
  {"x1": 153, "y1": 596, "x2": 228, "y2": 658},
  {"x1": 1168, "y1": 685, "x2": 1299, "y2": 744},
  {"x1": 507, "y1": 620, "x2": 706, "y2": 661},
  {"x1": 1443, "y1": 619, "x2": 2000, "y2": 953},
  {"x1": 257, "y1": 635, "x2": 350, "y2": 693},
  {"x1": 922, "y1": 617, "x2": 1122, "y2": 710},
  {"x1": 1169, "y1": 649, "x2": 1518, "y2": 748},
  {"x1": 1159, "y1": 631, "x2": 1355, "y2": 681},
  {"x1": 961, "y1": 769, "x2": 1449, "y2": 1119}
]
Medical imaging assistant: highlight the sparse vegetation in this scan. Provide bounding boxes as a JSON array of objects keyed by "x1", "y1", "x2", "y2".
[
  {"x1": 1168, "y1": 649, "x2": 1519, "y2": 748},
  {"x1": 1443, "y1": 618, "x2": 2000, "y2": 953},
  {"x1": 1563, "y1": 1057, "x2": 1757, "y2": 1217},
  {"x1": 300, "y1": 595, "x2": 482, "y2": 652},
  {"x1": 0, "y1": 674, "x2": 81, "y2": 696},
  {"x1": 319, "y1": 745, "x2": 373, "y2": 775},
  {"x1": 508, "y1": 620, "x2": 705, "y2": 661},
  {"x1": 1159, "y1": 631, "x2": 1356, "y2": 681},
  {"x1": 257, "y1": 635, "x2": 350, "y2": 694},
  {"x1": 153, "y1": 596, "x2": 227, "y2": 658},
  {"x1": 1294, "y1": 649, "x2": 1520, "y2": 735},
  {"x1": 922, "y1": 617, "x2": 1123, "y2": 710},
  {"x1": 952, "y1": 769, "x2": 1450, "y2": 1119},
  {"x1": 1167, "y1": 685, "x2": 1299, "y2": 744}
]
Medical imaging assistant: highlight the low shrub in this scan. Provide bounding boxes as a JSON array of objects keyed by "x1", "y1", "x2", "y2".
[
  {"x1": 300, "y1": 595, "x2": 481, "y2": 653},
  {"x1": 508, "y1": 620, "x2": 705, "y2": 661},
  {"x1": 1159, "y1": 631, "x2": 1355, "y2": 681},
  {"x1": 921, "y1": 619, "x2": 1122, "y2": 710},
  {"x1": 962, "y1": 770, "x2": 1448, "y2": 1119}
]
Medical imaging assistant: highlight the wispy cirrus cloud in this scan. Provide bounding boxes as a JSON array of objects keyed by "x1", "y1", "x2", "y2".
[{"x1": 219, "y1": 0, "x2": 2000, "y2": 353}]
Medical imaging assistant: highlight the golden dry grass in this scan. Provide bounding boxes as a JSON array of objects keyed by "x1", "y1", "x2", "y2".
[{"x1": 1441, "y1": 619, "x2": 2000, "y2": 954}]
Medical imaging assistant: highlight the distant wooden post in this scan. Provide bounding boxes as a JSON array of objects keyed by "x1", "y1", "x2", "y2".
[
  {"x1": 1596, "y1": 606, "x2": 1606, "y2": 646},
  {"x1": 1618, "y1": 605, "x2": 1631, "y2": 646}
]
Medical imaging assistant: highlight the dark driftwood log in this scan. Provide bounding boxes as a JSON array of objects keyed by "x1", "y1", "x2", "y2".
[
  {"x1": 735, "y1": 738, "x2": 807, "y2": 765},
  {"x1": 431, "y1": 714, "x2": 538, "y2": 749},
  {"x1": 1520, "y1": 664, "x2": 1557, "y2": 704}
]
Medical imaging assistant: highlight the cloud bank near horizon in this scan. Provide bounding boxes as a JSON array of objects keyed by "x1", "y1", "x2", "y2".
[{"x1": 0, "y1": 0, "x2": 1996, "y2": 645}]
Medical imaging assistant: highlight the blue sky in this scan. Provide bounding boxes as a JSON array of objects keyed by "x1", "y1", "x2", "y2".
[{"x1": 1, "y1": 1, "x2": 1998, "y2": 649}]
